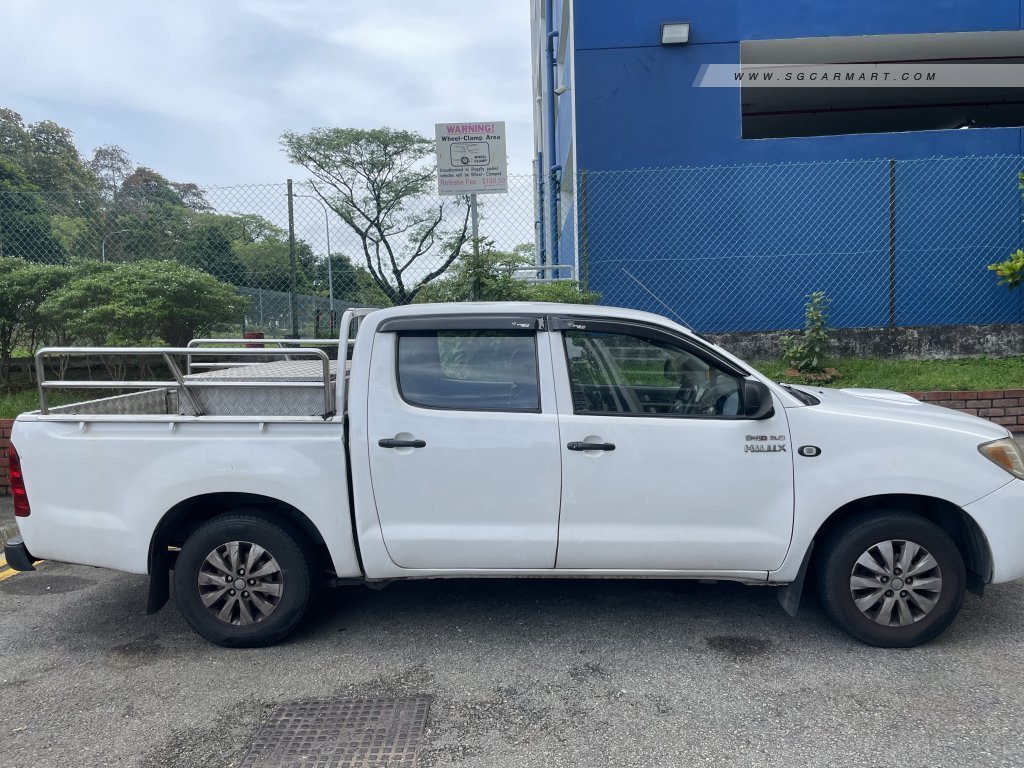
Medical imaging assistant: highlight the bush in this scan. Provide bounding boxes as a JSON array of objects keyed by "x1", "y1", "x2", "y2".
[
  {"x1": 780, "y1": 291, "x2": 834, "y2": 379},
  {"x1": 39, "y1": 260, "x2": 247, "y2": 347},
  {"x1": 988, "y1": 248, "x2": 1024, "y2": 290},
  {"x1": 526, "y1": 280, "x2": 600, "y2": 304},
  {"x1": 415, "y1": 240, "x2": 600, "y2": 305},
  {"x1": 0, "y1": 258, "x2": 71, "y2": 381}
]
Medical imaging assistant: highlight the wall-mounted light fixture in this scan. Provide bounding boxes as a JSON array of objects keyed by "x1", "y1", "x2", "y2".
[{"x1": 660, "y1": 22, "x2": 690, "y2": 45}]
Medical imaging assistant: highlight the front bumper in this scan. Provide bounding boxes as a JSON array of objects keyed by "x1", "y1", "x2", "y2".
[
  {"x1": 4, "y1": 534, "x2": 38, "y2": 571},
  {"x1": 964, "y1": 479, "x2": 1024, "y2": 584}
]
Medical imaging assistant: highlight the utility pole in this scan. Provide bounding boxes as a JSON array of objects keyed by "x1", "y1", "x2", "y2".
[{"x1": 287, "y1": 179, "x2": 299, "y2": 338}]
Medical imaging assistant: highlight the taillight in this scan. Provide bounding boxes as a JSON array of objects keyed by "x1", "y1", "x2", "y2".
[{"x1": 9, "y1": 445, "x2": 30, "y2": 517}]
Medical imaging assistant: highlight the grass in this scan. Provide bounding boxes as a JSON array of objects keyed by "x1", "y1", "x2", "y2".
[
  {"x1": 0, "y1": 389, "x2": 88, "y2": 419},
  {"x1": 752, "y1": 356, "x2": 1024, "y2": 392}
]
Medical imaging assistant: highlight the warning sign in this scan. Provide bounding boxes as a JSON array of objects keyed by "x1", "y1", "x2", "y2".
[{"x1": 435, "y1": 121, "x2": 507, "y2": 196}]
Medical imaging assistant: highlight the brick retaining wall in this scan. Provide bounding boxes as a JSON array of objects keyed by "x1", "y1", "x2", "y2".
[
  {"x1": 904, "y1": 390, "x2": 1024, "y2": 433},
  {"x1": 0, "y1": 392, "x2": 1021, "y2": 495},
  {"x1": 0, "y1": 419, "x2": 12, "y2": 497}
]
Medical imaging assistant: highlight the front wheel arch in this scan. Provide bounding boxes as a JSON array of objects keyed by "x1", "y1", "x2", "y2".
[
  {"x1": 817, "y1": 510, "x2": 967, "y2": 646},
  {"x1": 810, "y1": 494, "x2": 992, "y2": 595}
]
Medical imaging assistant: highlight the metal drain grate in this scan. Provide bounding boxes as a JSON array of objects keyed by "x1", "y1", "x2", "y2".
[{"x1": 239, "y1": 697, "x2": 430, "y2": 768}]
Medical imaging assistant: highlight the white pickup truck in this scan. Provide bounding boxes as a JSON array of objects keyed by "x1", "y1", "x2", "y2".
[{"x1": 6, "y1": 303, "x2": 1024, "y2": 648}]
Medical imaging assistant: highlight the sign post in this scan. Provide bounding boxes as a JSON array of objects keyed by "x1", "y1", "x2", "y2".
[{"x1": 435, "y1": 122, "x2": 508, "y2": 299}]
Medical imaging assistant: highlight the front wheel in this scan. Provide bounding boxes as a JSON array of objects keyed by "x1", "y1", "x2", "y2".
[
  {"x1": 172, "y1": 513, "x2": 311, "y2": 647},
  {"x1": 818, "y1": 512, "x2": 965, "y2": 647}
]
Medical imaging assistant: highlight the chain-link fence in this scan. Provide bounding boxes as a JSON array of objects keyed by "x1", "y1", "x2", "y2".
[
  {"x1": 3, "y1": 156, "x2": 1024, "y2": 342},
  {"x1": 577, "y1": 155, "x2": 1024, "y2": 333},
  {"x1": 0, "y1": 174, "x2": 540, "y2": 339}
]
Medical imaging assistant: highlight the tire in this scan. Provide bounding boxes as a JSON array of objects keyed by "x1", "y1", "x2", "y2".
[
  {"x1": 172, "y1": 512, "x2": 311, "y2": 647},
  {"x1": 817, "y1": 512, "x2": 965, "y2": 648}
]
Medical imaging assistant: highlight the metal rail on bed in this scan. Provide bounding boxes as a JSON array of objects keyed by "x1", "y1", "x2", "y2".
[
  {"x1": 33, "y1": 346, "x2": 334, "y2": 416},
  {"x1": 184, "y1": 338, "x2": 344, "y2": 373}
]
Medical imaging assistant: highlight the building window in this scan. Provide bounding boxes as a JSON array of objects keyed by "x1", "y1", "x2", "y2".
[{"x1": 741, "y1": 31, "x2": 1024, "y2": 140}]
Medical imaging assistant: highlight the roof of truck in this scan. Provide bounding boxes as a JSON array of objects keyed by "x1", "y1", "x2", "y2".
[{"x1": 365, "y1": 302, "x2": 697, "y2": 336}]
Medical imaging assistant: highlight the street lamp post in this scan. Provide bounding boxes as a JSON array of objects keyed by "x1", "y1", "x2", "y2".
[{"x1": 101, "y1": 229, "x2": 129, "y2": 263}]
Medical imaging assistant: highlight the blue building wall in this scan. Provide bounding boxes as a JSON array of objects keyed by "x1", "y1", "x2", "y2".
[{"x1": 565, "y1": 0, "x2": 1024, "y2": 331}]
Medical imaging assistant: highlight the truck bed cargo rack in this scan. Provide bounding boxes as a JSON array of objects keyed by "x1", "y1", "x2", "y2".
[{"x1": 33, "y1": 346, "x2": 334, "y2": 418}]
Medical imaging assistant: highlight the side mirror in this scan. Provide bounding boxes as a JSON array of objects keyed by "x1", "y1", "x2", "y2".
[{"x1": 743, "y1": 379, "x2": 775, "y2": 420}]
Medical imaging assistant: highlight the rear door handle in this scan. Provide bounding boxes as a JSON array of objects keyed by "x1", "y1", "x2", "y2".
[
  {"x1": 378, "y1": 438, "x2": 427, "y2": 449},
  {"x1": 567, "y1": 441, "x2": 616, "y2": 452}
]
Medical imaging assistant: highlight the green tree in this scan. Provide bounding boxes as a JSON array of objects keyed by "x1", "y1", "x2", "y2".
[
  {"x1": 0, "y1": 108, "x2": 31, "y2": 168},
  {"x1": 526, "y1": 280, "x2": 601, "y2": 304},
  {"x1": 417, "y1": 240, "x2": 531, "y2": 303},
  {"x1": 40, "y1": 260, "x2": 247, "y2": 347},
  {"x1": 23, "y1": 120, "x2": 100, "y2": 218},
  {"x1": 305, "y1": 253, "x2": 377, "y2": 302},
  {"x1": 173, "y1": 214, "x2": 245, "y2": 281},
  {"x1": 118, "y1": 167, "x2": 189, "y2": 213},
  {"x1": 280, "y1": 126, "x2": 471, "y2": 305},
  {"x1": 233, "y1": 238, "x2": 312, "y2": 292},
  {"x1": 0, "y1": 258, "x2": 70, "y2": 382},
  {"x1": 417, "y1": 240, "x2": 600, "y2": 305},
  {"x1": 49, "y1": 214, "x2": 97, "y2": 260},
  {"x1": 0, "y1": 157, "x2": 64, "y2": 262},
  {"x1": 89, "y1": 144, "x2": 134, "y2": 206}
]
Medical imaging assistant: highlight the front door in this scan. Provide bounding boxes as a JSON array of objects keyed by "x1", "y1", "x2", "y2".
[
  {"x1": 367, "y1": 318, "x2": 562, "y2": 569},
  {"x1": 551, "y1": 318, "x2": 794, "y2": 572}
]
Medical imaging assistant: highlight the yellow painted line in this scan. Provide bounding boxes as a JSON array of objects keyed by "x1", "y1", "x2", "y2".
[
  {"x1": 0, "y1": 559, "x2": 44, "y2": 581},
  {"x1": 0, "y1": 554, "x2": 6, "y2": 568}
]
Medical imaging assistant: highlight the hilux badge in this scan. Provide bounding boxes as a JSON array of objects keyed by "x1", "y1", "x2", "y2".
[{"x1": 745, "y1": 434, "x2": 787, "y2": 454}]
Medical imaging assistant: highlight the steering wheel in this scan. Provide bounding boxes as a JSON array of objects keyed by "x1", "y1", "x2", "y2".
[{"x1": 671, "y1": 386, "x2": 699, "y2": 415}]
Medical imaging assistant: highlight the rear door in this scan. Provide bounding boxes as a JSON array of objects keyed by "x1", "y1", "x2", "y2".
[
  {"x1": 367, "y1": 315, "x2": 562, "y2": 569},
  {"x1": 550, "y1": 317, "x2": 795, "y2": 572}
]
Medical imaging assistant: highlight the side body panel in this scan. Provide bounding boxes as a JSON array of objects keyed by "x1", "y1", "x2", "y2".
[
  {"x1": 364, "y1": 331, "x2": 563, "y2": 569},
  {"x1": 12, "y1": 418, "x2": 361, "y2": 578},
  {"x1": 547, "y1": 322, "x2": 796, "y2": 570},
  {"x1": 771, "y1": 393, "x2": 1014, "y2": 582}
]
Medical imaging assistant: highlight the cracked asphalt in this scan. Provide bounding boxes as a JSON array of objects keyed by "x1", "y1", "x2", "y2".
[{"x1": 2, "y1": 494, "x2": 1024, "y2": 768}]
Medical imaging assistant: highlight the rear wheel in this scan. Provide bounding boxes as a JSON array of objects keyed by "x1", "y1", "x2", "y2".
[
  {"x1": 172, "y1": 512, "x2": 311, "y2": 647},
  {"x1": 818, "y1": 512, "x2": 965, "y2": 647}
]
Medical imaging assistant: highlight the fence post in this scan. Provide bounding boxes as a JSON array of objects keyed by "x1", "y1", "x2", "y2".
[
  {"x1": 550, "y1": 167, "x2": 561, "y2": 268},
  {"x1": 470, "y1": 193, "x2": 480, "y2": 301},
  {"x1": 888, "y1": 159, "x2": 897, "y2": 328},
  {"x1": 579, "y1": 169, "x2": 589, "y2": 291},
  {"x1": 536, "y1": 155, "x2": 546, "y2": 267},
  {"x1": 286, "y1": 179, "x2": 299, "y2": 338}
]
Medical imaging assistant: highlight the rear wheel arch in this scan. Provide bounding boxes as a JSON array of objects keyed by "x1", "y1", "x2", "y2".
[{"x1": 146, "y1": 492, "x2": 334, "y2": 613}]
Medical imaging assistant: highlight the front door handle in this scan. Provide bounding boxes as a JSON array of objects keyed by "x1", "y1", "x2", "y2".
[
  {"x1": 378, "y1": 438, "x2": 427, "y2": 449},
  {"x1": 567, "y1": 441, "x2": 615, "y2": 452}
]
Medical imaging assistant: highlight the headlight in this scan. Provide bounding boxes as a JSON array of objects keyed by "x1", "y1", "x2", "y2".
[{"x1": 978, "y1": 438, "x2": 1024, "y2": 480}]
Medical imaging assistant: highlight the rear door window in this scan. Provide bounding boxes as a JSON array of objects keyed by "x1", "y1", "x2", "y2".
[{"x1": 397, "y1": 330, "x2": 540, "y2": 411}]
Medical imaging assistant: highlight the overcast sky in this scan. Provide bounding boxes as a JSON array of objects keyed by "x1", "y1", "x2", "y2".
[{"x1": 1, "y1": 0, "x2": 535, "y2": 186}]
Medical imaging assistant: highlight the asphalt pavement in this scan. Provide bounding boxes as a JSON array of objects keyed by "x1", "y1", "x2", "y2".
[{"x1": 1, "y1": 495, "x2": 1024, "y2": 768}]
